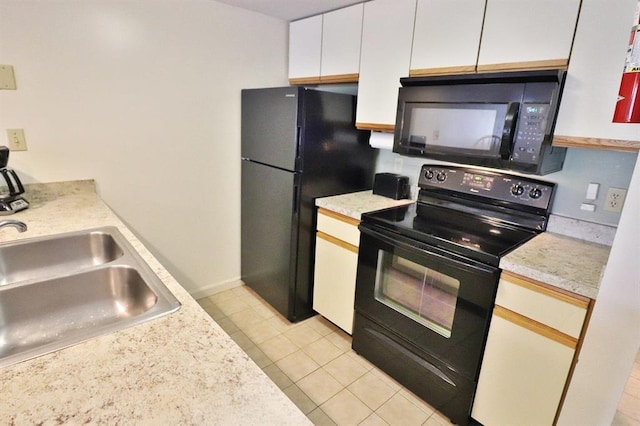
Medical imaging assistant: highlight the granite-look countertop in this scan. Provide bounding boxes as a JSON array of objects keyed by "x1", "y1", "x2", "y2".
[
  {"x1": 315, "y1": 190, "x2": 414, "y2": 220},
  {"x1": 500, "y1": 232, "x2": 611, "y2": 299},
  {"x1": 0, "y1": 180, "x2": 310, "y2": 425}
]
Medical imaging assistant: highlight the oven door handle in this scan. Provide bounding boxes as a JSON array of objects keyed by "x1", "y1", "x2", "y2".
[{"x1": 359, "y1": 224, "x2": 497, "y2": 275}]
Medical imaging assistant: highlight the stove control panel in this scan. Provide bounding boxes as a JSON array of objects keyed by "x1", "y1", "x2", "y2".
[{"x1": 418, "y1": 164, "x2": 555, "y2": 210}]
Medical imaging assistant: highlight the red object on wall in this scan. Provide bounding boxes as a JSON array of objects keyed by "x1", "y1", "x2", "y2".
[
  {"x1": 613, "y1": 71, "x2": 640, "y2": 123},
  {"x1": 613, "y1": 1, "x2": 640, "y2": 123}
]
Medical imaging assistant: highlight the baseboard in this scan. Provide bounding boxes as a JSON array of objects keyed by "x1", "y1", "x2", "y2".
[{"x1": 189, "y1": 277, "x2": 243, "y2": 300}]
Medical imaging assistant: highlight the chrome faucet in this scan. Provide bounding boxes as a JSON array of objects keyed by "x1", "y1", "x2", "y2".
[{"x1": 0, "y1": 220, "x2": 27, "y2": 232}]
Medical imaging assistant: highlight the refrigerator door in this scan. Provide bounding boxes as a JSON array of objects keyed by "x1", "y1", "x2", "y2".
[
  {"x1": 241, "y1": 87, "x2": 300, "y2": 172},
  {"x1": 241, "y1": 159, "x2": 298, "y2": 319}
]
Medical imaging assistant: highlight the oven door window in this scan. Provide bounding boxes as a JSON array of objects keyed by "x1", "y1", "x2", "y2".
[
  {"x1": 400, "y1": 102, "x2": 510, "y2": 158},
  {"x1": 374, "y1": 250, "x2": 460, "y2": 338}
]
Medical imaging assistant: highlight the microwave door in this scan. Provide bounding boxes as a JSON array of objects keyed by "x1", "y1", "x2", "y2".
[{"x1": 399, "y1": 102, "x2": 517, "y2": 159}]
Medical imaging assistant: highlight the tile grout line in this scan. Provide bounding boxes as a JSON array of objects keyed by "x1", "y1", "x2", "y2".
[{"x1": 198, "y1": 290, "x2": 441, "y2": 425}]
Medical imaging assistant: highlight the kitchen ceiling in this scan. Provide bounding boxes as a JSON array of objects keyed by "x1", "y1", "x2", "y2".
[{"x1": 214, "y1": 0, "x2": 364, "y2": 21}]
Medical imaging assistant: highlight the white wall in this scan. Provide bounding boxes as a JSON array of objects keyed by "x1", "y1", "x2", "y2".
[{"x1": 0, "y1": 0, "x2": 289, "y2": 296}]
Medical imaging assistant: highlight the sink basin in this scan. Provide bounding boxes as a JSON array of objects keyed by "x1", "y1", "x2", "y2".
[
  {"x1": 0, "y1": 227, "x2": 181, "y2": 368},
  {"x1": 0, "y1": 229, "x2": 124, "y2": 286}
]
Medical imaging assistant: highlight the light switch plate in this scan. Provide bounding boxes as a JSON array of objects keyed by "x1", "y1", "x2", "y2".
[
  {"x1": 0, "y1": 65, "x2": 17, "y2": 90},
  {"x1": 6, "y1": 129, "x2": 27, "y2": 151},
  {"x1": 586, "y1": 183, "x2": 599, "y2": 200}
]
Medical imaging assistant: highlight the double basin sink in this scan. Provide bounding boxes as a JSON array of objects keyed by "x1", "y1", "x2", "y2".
[{"x1": 0, "y1": 226, "x2": 181, "y2": 368}]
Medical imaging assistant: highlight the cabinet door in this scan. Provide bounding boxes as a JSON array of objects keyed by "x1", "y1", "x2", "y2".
[
  {"x1": 477, "y1": 0, "x2": 580, "y2": 72},
  {"x1": 313, "y1": 234, "x2": 358, "y2": 334},
  {"x1": 471, "y1": 311, "x2": 577, "y2": 425},
  {"x1": 356, "y1": 0, "x2": 417, "y2": 131},
  {"x1": 289, "y1": 15, "x2": 322, "y2": 84},
  {"x1": 320, "y1": 3, "x2": 363, "y2": 83},
  {"x1": 410, "y1": 0, "x2": 485, "y2": 76},
  {"x1": 553, "y1": 0, "x2": 640, "y2": 149}
]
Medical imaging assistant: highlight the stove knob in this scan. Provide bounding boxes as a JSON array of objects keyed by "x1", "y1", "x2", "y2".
[
  {"x1": 511, "y1": 184, "x2": 524, "y2": 196},
  {"x1": 529, "y1": 188, "x2": 542, "y2": 199},
  {"x1": 436, "y1": 172, "x2": 446, "y2": 182},
  {"x1": 424, "y1": 169, "x2": 434, "y2": 180}
]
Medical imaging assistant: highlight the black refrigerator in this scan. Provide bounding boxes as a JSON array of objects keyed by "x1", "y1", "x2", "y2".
[{"x1": 241, "y1": 87, "x2": 374, "y2": 322}]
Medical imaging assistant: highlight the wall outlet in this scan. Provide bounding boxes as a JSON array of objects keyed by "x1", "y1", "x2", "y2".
[
  {"x1": 6, "y1": 129, "x2": 27, "y2": 151},
  {"x1": 604, "y1": 187, "x2": 627, "y2": 213}
]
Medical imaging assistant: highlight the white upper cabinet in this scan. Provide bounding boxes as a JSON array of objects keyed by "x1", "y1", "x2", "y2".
[
  {"x1": 356, "y1": 0, "x2": 417, "y2": 130},
  {"x1": 320, "y1": 3, "x2": 364, "y2": 82},
  {"x1": 410, "y1": 0, "x2": 485, "y2": 76},
  {"x1": 289, "y1": 15, "x2": 322, "y2": 84},
  {"x1": 554, "y1": 0, "x2": 640, "y2": 149},
  {"x1": 477, "y1": 0, "x2": 581, "y2": 71}
]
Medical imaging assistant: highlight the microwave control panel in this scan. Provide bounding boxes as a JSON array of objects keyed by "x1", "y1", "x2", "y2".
[{"x1": 511, "y1": 103, "x2": 550, "y2": 164}]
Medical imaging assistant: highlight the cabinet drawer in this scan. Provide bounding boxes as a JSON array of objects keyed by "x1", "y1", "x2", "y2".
[
  {"x1": 317, "y1": 208, "x2": 360, "y2": 247},
  {"x1": 496, "y1": 272, "x2": 590, "y2": 339}
]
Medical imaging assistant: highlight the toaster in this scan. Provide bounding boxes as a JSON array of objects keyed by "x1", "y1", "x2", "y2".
[{"x1": 373, "y1": 173, "x2": 410, "y2": 200}]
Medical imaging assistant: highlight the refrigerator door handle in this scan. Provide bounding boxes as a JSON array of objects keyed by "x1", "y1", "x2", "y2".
[
  {"x1": 292, "y1": 180, "x2": 299, "y2": 215},
  {"x1": 295, "y1": 126, "x2": 302, "y2": 170}
]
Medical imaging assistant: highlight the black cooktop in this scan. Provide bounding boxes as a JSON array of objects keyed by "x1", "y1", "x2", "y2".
[
  {"x1": 361, "y1": 202, "x2": 539, "y2": 267},
  {"x1": 361, "y1": 165, "x2": 556, "y2": 267}
]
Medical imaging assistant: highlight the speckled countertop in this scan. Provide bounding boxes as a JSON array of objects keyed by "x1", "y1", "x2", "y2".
[
  {"x1": 316, "y1": 191, "x2": 611, "y2": 300},
  {"x1": 500, "y1": 232, "x2": 610, "y2": 300},
  {"x1": 315, "y1": 190, "x2": 414, "y2": 220},
  {"x1": 0, "y1": 180, "x2": 310, "y2": 425}
]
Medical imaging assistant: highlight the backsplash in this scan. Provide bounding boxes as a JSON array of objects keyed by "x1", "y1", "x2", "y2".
[{"x1": 375, "y1": 147, "x2": 638, "y2": 227}]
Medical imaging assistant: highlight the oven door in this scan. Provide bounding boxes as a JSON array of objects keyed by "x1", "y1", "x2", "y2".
[{"x1": 354, "y1": 224, "x2": 500, "y2": 380}]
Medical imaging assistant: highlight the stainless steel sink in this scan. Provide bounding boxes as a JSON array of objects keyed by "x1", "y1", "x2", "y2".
[
  {"x1": 0, "y1": 229, "x2": 124, "y2": 286},
  {"x1": 0, "y1": 227, "x2": 181, "y2": 368}
]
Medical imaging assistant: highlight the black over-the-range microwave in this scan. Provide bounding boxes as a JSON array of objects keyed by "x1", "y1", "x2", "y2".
[{"x1": 393, "y1": 69, "x2": 567, "y2": 175}]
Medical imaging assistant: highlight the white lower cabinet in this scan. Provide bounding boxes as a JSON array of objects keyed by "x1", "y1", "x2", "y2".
[
  {"x1": 472, "y1": 272, "x2": 592, "y2": 425},
  {"x1": 313, "y1": 209, "x2": 360, "y2": 334}
]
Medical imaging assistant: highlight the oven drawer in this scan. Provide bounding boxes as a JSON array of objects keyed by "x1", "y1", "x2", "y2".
[
  {"x1": 496, "y1": 271, "x2": 590, "y2": 339},
  {"x1": 353, "y1": 313, "x2": 475, "y2": 426},
  {"x1": 317, "y1": 208, "x2": 360, "y2": 247}
]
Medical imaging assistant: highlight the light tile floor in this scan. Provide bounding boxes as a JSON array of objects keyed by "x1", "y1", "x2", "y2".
[
  {"x1": 197, "y1": 285, "x2": 451, "y2": 426},
  {"x1": 613, "y1": 351, "x2": 640, "y2": 426},
  {"x1": 198, "y1": 285, "x2": 639, "y2": 426}
]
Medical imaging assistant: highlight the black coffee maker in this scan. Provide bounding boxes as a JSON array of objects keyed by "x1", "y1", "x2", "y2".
[{"x1": 0, "y1": 146, "x2": 29, "y2": 214}]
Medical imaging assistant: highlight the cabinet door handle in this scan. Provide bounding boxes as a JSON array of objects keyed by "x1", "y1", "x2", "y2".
[
  {"x1": 493, "y1": 305, "x2": 578, "y2": 349},
  {"x1": 317, "y1": 231, "x2": 358, "y2": 253}
]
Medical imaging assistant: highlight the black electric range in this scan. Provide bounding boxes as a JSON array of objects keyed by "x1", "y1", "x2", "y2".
[{"x1": 352, "y1": 164, "x2": 556, "y2": 425}]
